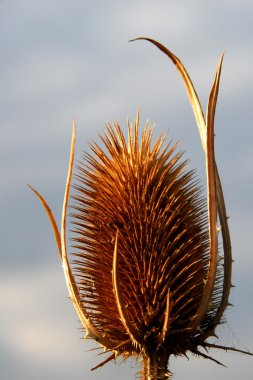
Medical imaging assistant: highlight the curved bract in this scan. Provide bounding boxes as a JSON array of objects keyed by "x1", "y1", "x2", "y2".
[{"x1": 30, "y1": 39, "x2": 252, "y2": 379}]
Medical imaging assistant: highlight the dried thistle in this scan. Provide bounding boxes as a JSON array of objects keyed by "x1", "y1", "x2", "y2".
[{"x1": 30, "y1": 38, "x2": 252, "y2": 379}]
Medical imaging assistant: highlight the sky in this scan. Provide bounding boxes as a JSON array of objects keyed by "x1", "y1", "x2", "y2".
[{"x1": 0, "y1": 0, "x2": 252, "y2": 379}]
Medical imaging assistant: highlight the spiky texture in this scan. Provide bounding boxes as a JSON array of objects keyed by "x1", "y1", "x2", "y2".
[
  {"x1": 70, "y1": 117, "x2": 220, "y2": 363},
  {"x1": 30, "y1": 38, "x2": 252, "y2": 380}
]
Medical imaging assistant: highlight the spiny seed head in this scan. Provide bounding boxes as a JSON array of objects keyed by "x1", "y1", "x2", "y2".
[
  {"x1": 70, "y1": 117, "x2": 212, "y2": 357},
  {"x1": 30, "y1": 38, "x2": 252, "y2": 379}
]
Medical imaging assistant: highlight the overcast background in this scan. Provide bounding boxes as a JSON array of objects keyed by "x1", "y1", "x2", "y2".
[{"x1": 0, "y1": 1, "x2": 252, "y2": 379}]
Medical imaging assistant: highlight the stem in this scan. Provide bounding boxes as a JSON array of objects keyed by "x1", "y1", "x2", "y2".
[{"x1": 140, "y1": 351, "x2": 170, "y2": 380}]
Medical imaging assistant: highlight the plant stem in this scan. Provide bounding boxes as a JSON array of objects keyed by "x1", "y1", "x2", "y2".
[{"x1": 141, "y1": 351, "x2": 170, "y2": 380}]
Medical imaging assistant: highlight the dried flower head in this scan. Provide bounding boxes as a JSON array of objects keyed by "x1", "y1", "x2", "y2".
[{"x1": 30, "y1": 38, "x2": 252, "y2": 379}]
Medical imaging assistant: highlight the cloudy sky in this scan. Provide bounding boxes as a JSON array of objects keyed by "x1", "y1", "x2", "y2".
[{"x1": 0, "y1": 1, "x2": 252, "y2": 379}]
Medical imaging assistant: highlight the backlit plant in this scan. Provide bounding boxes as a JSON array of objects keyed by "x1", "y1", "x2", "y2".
[{"x1": 30, "y1": 38, "x2": 252, "y2": 379}]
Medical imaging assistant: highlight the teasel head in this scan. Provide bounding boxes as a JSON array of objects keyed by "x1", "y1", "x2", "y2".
[{"x1": 30, "y1": 38, "x2": 252, "y2": 379}]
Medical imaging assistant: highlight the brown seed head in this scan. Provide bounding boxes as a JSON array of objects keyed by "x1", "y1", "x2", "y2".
[
  {"x1": 71, "y1": 115, "x2": 210, "y2": 357},
  {"x1": 30, "y1": 38, "x2": 252, "y2": 379}
]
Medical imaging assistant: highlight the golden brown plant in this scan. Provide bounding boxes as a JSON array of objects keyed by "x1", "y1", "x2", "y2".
[{"x1": 30, "y1": 38, "x2": 252, "y2": 379}]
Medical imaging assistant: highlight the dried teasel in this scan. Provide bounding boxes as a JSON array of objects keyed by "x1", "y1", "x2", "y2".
[{"x1": 30, "y1": 38, "x2": 252, "y2": 379}]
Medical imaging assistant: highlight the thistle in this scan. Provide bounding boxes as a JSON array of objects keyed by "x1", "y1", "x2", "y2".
[{"x1": 30, "y1": 38, "x2": 252, "y2": 379}]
